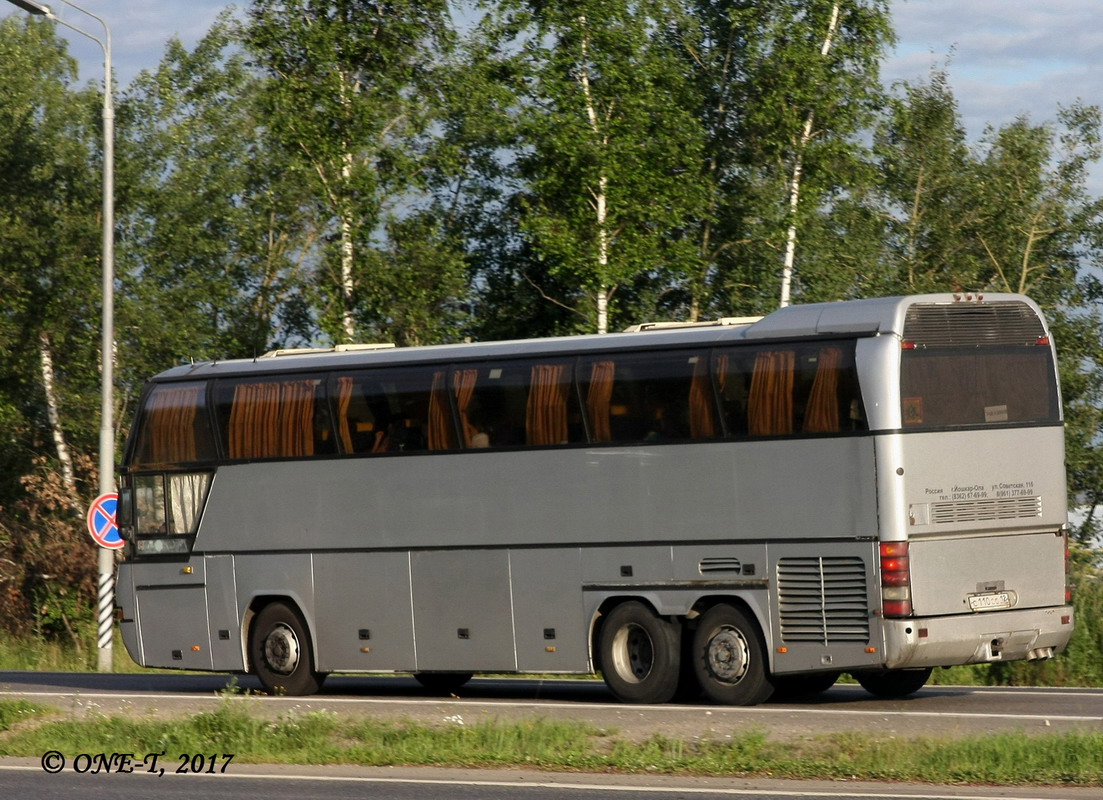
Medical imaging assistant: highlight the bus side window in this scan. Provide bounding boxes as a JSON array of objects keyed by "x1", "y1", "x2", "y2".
[
  {"x1": 131, "y1": 381, "x2": 216, "y2": 468},
  {"x1": 715, "y1": 342, "x2": 866, "y2": 438},
  {"x1": 216, "y1": 375, "x2": 335, "y2": 460},
  {"x1": 452, "y1": 359, "x2": 585, "y2": 449},
  {"x1": 580, "y1": 351, "x2": 717, "y2": 444},
  {"x1": 332, "y1": 368, "x2": 435, "y2": 454}
]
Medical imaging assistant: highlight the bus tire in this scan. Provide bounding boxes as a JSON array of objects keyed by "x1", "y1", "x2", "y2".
[
  {"x1": 599, "y1": 601, "x2": 680, "y2": 704},
  {"x1": 691, "y1": 604, "x2": 773, "y2": 706},
  {"x1": 770, "y1": 671, "x2": 840, "y2": 701},
  {"x1": 853, "y1": 668, "x2": 932, "y2": 699},
  {"x1": 413, "y1": 672, "x2": 473, "y2": 694},
  {"x1": 249, "y1": 601, "x2": 324, "y2": 696}
]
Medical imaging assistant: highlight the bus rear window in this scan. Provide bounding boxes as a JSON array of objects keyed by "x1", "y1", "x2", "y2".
[{"x1": 900, "y1": 347, "x2": 1059, "y2": 428}]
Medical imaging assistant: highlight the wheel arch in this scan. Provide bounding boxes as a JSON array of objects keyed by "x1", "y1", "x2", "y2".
[{"x1": 242, "y1": 593, "x2": 318, "y2": 674}]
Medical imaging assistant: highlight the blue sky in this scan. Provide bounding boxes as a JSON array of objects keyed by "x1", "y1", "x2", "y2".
[{"x1": 6, "y1": 0, "x2": 1101, "y2": 166}]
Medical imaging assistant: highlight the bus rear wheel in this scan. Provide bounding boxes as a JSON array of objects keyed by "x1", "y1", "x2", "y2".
[
  {"x1": 691, "y1": 604, "x2": 773, "y2": 706},
  {"x1": 853, "y1": 668, "x2": 932, "y2": 699},
  {"x1": 599, "y1": 601, "x2": 680, "y2": 704},
  {"x1": 250, "y1": 601, "x2": 325, "y2": 696}
]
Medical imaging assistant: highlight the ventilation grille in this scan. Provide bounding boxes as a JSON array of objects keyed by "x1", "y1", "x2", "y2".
[
  {"x1": 777, "y1": 557, "x2": 870, "y2": 644},
  {"x1": 930, "y1": 496, "x2": 1041, "y2": 524},
  {"x1": 698, "y1": 557, "x2": 742, "y2": 574},
  {"x1": 903, "y1": 302, "x2": 1045, "y2": 348}
]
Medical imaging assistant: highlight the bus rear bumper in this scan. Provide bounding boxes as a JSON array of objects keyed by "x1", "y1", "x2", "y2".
[{"x1": 882, "y1": 606, "x2": 1074, "y2": 669}]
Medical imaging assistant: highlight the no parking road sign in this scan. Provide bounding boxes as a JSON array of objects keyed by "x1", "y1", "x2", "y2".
[{"x1": 87, "y1": 492, "x2": 124, "y2": 550}]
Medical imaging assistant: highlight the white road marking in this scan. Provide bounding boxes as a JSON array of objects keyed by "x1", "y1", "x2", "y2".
[
  {"x1": 0, "y1": 763, "x2": 1088, "y2": 800},
  {"x1": 1, "y1": 689, "x2": 1100, "y2": 723}
]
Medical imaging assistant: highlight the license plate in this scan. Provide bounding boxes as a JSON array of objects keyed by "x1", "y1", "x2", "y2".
[{"x1": 968, "y1": 591, "x2": 1013, "y2": 612}]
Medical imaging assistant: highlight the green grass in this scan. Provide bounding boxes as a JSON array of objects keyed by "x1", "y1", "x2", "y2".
[
  {"x1": 0, "y1": 631, "x2": 183, "y2": 674},
  {"x1": 0, "y1": 699, "x2": 1099, "y2": 786},
  {"x1": 0, "y1": 700, "x2": 47, "y2": 732}
]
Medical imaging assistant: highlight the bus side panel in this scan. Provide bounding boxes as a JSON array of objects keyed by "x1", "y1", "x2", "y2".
[
  {"x1": 410, "y1": 550, "x2": 516, "y2": 672},
  {"x1": 205, "y1": 555, "x2": 244, "y2": 671},
  {"x1": 198, "y1": 439, "x2": 878, "y2": 553},
  {"x1": 129, "y1": 558, "x2": 212, "y2": 670},
  {"x1": 233, "y1": 554, "x2": 315, "y2": 657},
  {"x1": 313, "y1": 552, "x2": 416, "y2": 673},
  {"x1": 767, "y1": 541, "x2": 883, "y2": 675},
  {"x1": 509, "y1": 548, "x2": 589, "y2": 671}
]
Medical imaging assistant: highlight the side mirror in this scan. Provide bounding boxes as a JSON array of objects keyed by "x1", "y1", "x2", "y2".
[{"x1": 116, "y1": 486, "x2": 134, "y2": 531}]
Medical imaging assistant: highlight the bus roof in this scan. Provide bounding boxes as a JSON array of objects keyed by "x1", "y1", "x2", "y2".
[{"x1": 150, "y1": 293, "x2": 1042, "y2": 381}]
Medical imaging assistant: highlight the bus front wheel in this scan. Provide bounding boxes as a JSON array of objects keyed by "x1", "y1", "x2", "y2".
[
  {"x1": 691, "y1": 604, "x2": 773, "y2": 706},
  {"x1": 599, "y1": 601, "x2": 680, "y2": 704},
  {"x1": 853, "y1": 668, "x2": 932, "y2": 699},
  {"x1": 250, "y1": 601, "x2": 325, "y2": 696}
]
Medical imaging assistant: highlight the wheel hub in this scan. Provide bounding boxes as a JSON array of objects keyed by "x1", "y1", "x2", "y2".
[
  {"x1": 612, "y1": 623, "x2": 654, "y2": 683},
  {"x1": 705, "y1": 626, "x2": 749, "y2": 684},
  {"x1": 264, "y1": 623, "x2": 300, "y2": 675}
]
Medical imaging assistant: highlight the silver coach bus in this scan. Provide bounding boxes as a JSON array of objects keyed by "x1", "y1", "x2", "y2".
[{"x1": 114, "y1": 293, "x2": 1074, "y2": 704}]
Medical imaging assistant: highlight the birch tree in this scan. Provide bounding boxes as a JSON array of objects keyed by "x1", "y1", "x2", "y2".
[
  {"x1": 0, "y1": 16, "x2": 102, "y2": 509},
  {"x1": 484, "y1": 0, "x2": 708, "y2": 334},
  {"x1": 244, "y1": 0, "x2": 455, "y2": 343},
  {"x1": 118, "y1": 17, "x2": 316, "y2": 374},
  {"x1": 672, "y1": 0, "x2": 892, "y2": 314}
]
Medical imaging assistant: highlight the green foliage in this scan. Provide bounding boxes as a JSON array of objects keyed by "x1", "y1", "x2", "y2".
[
  {"x1": 0, "y1": 16, "x2": 103, "y2": 459},
  {"x1": 2, "y1": 2, "x2": 1103, "y2": 682},
  {"x1": 244, "y1": 0, "x2": 462, "y2": 344},
  {"x1": 118, "y1": 14, "x2": 317, "y2": 371},
  {"x1": 1, "y1": 702, "x2": 1102, "y2": 785}
]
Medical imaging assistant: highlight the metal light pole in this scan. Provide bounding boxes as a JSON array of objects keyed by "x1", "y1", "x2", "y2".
[{"x1": 4, "y1": 0, "x2": 115, "y2": 672}]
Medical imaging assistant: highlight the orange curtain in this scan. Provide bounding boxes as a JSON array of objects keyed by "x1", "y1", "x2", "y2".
[
  {"x1": 526, "y1": 363, "x2": 569, "y2": 445},
  {"x1": 145, "y1": 384, "x2": 202, "y2": 465},
  {"x1": 281, "y1": 379, "x2": 317, "y2": 457},
  {"x1": 804, "y1": 347, "x2": 843, "y2": 433},
  {"x1": 586, "y1": 361, "x2": 615, "y2": 442},
  {"x1": 427, "y1": 370, "x2": 456, "y2": 450},
  {"x1": 336, "y1": 376, "x2": 355, "y2": 453},
  {"x1": 453, "y1": 368, "x2": 479, "y2": 447},
  {"x1": 688, "y1": 355, "x2": 717, "y2": 439},
  {"x1": 228, "y1": 380, "x2": 317, "y2": 459},
  {"x1": 748, "y1": 350, "x2": 795, "y2": 436}
]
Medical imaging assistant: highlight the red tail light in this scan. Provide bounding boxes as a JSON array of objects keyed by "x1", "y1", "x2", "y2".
[{"x1": 880, "y1": 541, "x2": 912, "y2": 617}]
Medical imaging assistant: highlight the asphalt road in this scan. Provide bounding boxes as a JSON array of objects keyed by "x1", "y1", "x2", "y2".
[{"x1": 1, "y1": 672, "x2": 1101, "y2": 800}]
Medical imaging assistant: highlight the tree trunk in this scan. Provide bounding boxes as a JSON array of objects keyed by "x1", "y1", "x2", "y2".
[
  {"x1": 580, "y1": 17, "x2": 612, "y2": 334},
  {"x1": 39, "y1": 332, "x2": 81, "y2": 517},
  {"x1": 779, "y1": 2, "x2": 841, "y2": 308},
  {"x1": 340, "y1": 150, "x2": 356, "y2": 342}
]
